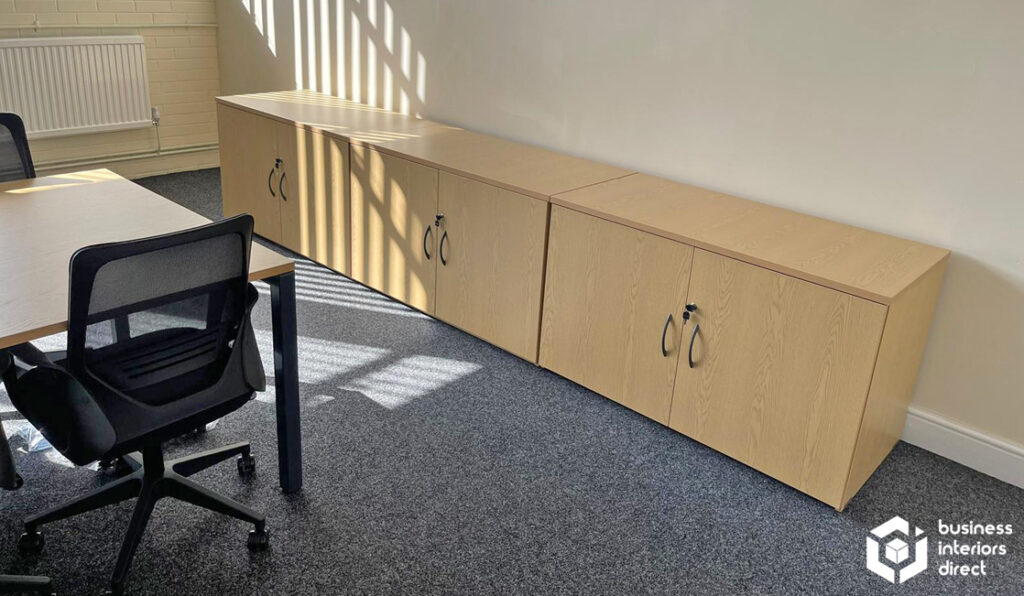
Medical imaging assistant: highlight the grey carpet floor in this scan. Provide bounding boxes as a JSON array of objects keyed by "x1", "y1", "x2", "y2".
[{"x1": 1, "y1": 169, "x2": 1022, "y2": 595}]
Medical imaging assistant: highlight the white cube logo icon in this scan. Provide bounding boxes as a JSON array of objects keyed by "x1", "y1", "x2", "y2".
[
  {"x1": 866, "y1": 516, "x2": 928, "y2": 583},
  {"x1": 885, "y1": 538, "x2": 909, "y2": 564}
]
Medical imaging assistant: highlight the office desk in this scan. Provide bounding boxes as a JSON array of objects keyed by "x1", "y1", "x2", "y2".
[{"x1": 0, "y1": 170, "x2": 303, "y2": 493}]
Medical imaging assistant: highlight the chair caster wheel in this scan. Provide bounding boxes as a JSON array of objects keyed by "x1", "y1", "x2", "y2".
[
  {"x1": 237, "y1": 453, "x2": 256, "y2": 477},
  {"x1": 247, "y1": 528, "x2": 269, "y2": 551},
  {"x1": 18, "y1": 530, "x2": 44, "y2": 555},
  {"x1": 9, "y1": 473, "x2": 24, "y2": 490}
]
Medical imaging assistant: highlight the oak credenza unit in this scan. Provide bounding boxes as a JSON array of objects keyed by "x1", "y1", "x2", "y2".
[
  {"x1": 544, "y1": 175, "x2": 949, "y2": 510},
  {"x1": 216, "y1": 90, "x2": 949, "y2": 510}
]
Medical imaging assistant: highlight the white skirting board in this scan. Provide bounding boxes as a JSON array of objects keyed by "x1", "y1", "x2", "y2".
[{"x1": 902, "y1": 406, "x2": 1024, "y2": 491}]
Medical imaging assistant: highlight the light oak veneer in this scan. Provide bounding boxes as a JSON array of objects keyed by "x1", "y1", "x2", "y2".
[
  {"x1": 540, "y1": 206, "x2": 694, "y2": 423},
  {"x1": 670, "y1": 249, "x2": 887, "y2": 507},
  {"x1": 552, "y1": 173, "x2": 949, "y2": 304},
  {"x1": 360, "y1": 126, "x2": 633, "y2": 201},
  {"x1": 217, "y1": 90, "x2": 950, "y2": 510},
  {"x1": 435, "y1": 172, "x2": 550, "y2": 362},
  {"x1": 218, "y1": 104, "x2": 282, "y2": 242},
  {"x1": 218, "y1": 91, "x2": 633, "y2": 201},
  {"x1": 349, "y1": 145, "x2": 439, "y2": 312}
]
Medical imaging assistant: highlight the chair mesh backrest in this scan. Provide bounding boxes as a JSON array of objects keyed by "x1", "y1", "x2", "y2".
[
  {"x1": 67, "y1": 216, "x2": 254, "y2": 406},
  {"x1": 0, "y1": 113, "x2": 35, "y2": 182}
]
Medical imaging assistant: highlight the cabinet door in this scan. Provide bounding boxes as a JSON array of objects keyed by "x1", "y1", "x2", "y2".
[
  {"x1": 216, "y1": 104, "x2": 281, "y2": 242},
  {"x1": 539, "y1": 206, "x2": 693, "y2": 422},
  {"x1": 435, "y1": 173, "x2": 550, "y2": 361},
  {"x1": 277, "y1": 124, "x2": 351, "y2": 274},
  {"x1": 350, "y1": 146, "x2": 439, "y2": 312},
  {"x1": 669, "y1": 249, "x2": 886, "y2": 506}
]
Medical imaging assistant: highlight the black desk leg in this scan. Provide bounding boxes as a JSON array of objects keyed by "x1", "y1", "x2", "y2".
[
  {"x1": 0, "y1": 423, "x2": 23, "y2": 491},
  {"x1": 269, "y1": 271, "x2": 302, "y2": 493}
]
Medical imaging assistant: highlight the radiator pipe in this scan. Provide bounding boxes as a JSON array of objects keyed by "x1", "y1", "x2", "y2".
[
  {"x1": 0, "y1": 23, "x2": 217, "y2": 31},
  {"x1": 35, "y1": 143, "x2": 219, "y2": 175}
]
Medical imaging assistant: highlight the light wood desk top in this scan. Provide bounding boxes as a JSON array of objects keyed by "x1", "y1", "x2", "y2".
[
  {"x1": 552, "y1": 174, "x2": 950, "y2": 304},
  {"x1": 0, "y1": 170, "x2": 294, "y2": 349},
  {"x1": 218, "y1": 90, "x2": 633, "y2": 201}
]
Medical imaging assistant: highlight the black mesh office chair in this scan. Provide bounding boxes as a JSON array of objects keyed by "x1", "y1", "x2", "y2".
[
  {"x1": 0, "y1": 113, "x2": 35, "y2": 182},
  {"x1": 1, "y1": 215, "x2": 270, "y2": 596},
  {"x1": 0, "y1": 113, "x2": 55, "y2": 595}
]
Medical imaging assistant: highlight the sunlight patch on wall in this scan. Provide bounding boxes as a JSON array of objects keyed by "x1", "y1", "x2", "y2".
[
  {"x1": 367, "y1": 38, "x2": 378, "y2": 107},
  {"x1": 241, "y1": 0, "x2": 277, "y2": 56},
  {"x1": 305, "y1": 0, "x2": 318, "y2": 91},
  {"x1": 335, "y1": 0, "x2": 346, "y2": 98},
  {"x1": 318, "y1": 0, "x2": 331, "y2": 93},
  {"x1": 293, "y1": 0, "x2": 303, "y2": 88},
  {"x1": 278, "y1": 0, "x2": 425, "y2": 115},
  {"x1": 266, "y1": 0, "x2": 276, "y2": 55},
  {"x1": 416, "y1": 51, "x2": 426, "y2": 112},
  {"x1": 350, "y1": 12, "x2": 362, "y2": 102}
]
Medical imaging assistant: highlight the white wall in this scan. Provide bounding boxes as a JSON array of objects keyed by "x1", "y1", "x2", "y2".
[{"x1": 218, "y1": 1, "x2": 1024, "y2": 456}]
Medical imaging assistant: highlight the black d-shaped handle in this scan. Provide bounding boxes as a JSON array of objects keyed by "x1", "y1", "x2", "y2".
[
  {"x1": 688, "y1": 323, "x2": 700, "y2": 368},
  {"x1": 661, "y1": 314, "x2": 673, "y2": 357}
]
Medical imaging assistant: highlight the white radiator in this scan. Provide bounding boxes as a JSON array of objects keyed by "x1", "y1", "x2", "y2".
[{"x1": 0, "y1": 36, "x2": 153, "y2": 139}]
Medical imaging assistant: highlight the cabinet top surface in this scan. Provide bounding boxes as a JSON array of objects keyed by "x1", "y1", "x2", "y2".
[
  {"x1": 218, "y1": 90, "x2": 632, "y2": 200},
  {"x1": 357, "y1": 125, "x2": 633, "y2": 200},
  {"x1": 218, "y1": 90, "x2": 442, "y2": 136},
  {"x1": 552, "y1": 174, "x2": 949, "y2": 303}
]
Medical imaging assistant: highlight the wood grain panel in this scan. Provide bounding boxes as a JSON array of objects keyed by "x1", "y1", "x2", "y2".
[
  {"x1": 553, "y1": 174, "x2": 950, "y2": 304},
  {"x1": 0, "y1": 170, "x2": 293, "y2": 350},
  {"x1": 840, "y1": 256, "x2": 948, "y2": 509},
  {"x1": 434, "y1": 173, "x2": 550, "y2": 361},
  {"x1": 218, "y1": 91, "x2": 631, "y2": 201},
  {"x1": 366, "y1": 127, "x2": 632, "y2": 200},
  {"x1": 216, "y1": 103, "x2": 281, "y2": 242},
  {"x1": 277, "y1": 125, "x2": 351, "y2": 274},
  {"x1": 669, "y1": 249, "x2": 886, "y2": 507},
  {"x1": 350, "y1": 146, "x2": 439, "y2": 312},
  {"x1": 540, "y1": 206, "x2": 694, "y2": 423}
]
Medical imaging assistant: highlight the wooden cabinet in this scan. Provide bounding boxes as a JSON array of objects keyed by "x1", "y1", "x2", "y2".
[
  {"x1": 277, "y1": 125, "x2": 350, "y2": 273},
  {"x1": 218, "y1": 104, "x2": 349, "y2": 272},
  {"x1": 349, "y1": 145, "x2": 439, "y2": 312},
  {"x1": 217, "y1": 104, "x2": 281, "y2": 242},
  {"x1": 668, "y1": 249, "x2": 887, "y2": 506},
  {"x1": 539, "y1": 206, "x2": 693, "y2": 423},
  {"x1": 219, "y1": 92, "x2": 949, "y2": 509},
  {"x1": 435, "y1": 173, "x2": 549, "y2": 361}
]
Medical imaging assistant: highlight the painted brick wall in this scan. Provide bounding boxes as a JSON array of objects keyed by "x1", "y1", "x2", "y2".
[{"x1": 0, "y1": 0, "x2": 221, "y2": 177}]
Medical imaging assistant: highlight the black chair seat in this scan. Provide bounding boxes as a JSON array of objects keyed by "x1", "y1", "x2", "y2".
[{"x1": 87, "y1": 326, "x2": 229, "y2": 406}]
